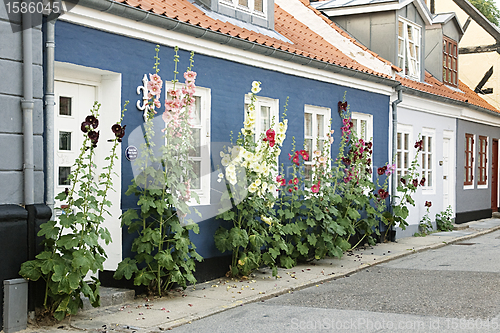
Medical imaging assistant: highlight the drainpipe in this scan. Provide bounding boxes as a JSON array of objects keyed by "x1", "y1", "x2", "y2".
[
  {"x1": 22, "y1": 12, "x2": 35, "y2": 207},
  {"x1": 391, "y1": 85, "x2": 403, "y2": 207},
  {"x1": 45, "y1": 18, "x2": 56, "y2": 219}
]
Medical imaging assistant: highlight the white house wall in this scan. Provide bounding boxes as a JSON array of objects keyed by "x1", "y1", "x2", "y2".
[{"x1": 395, "y1": 94, "x2": 457, "y2": 238}]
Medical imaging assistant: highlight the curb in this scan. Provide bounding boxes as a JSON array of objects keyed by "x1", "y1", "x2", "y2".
[{"x1": 155, "y1": 222, "x2": 500, "y2": 331}]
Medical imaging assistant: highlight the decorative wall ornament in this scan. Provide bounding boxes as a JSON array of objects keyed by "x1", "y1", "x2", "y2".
[{"x1": 136, "y1": 74, "x2": 149, "y2": 122}]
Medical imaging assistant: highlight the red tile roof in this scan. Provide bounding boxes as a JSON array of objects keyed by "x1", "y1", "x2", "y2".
[
  {"x1": 397, "y1": 72, "x2": 499, "y2": 113},
  {"x1": 118, "y1": 0, "x2": 392, "y2": 78},
  {"x1": 116, "y1": 0, "x2": 498, "y2": 113}
]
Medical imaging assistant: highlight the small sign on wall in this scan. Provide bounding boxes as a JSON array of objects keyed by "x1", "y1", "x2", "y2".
[{"x1": 125, "y1": 146, "x2": 138, "y2": 161}]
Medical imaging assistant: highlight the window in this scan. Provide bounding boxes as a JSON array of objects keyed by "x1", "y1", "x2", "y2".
[
  {"x1": 59, "y1": 131, "x2": 72, "y2": 151},
  {"x1": 478, "y1": 136, "x2": 488, "y2": 186},
  {"x1": 398, "y1": 18, "x2": 421, "y2": 80},
  {"x1": 59, "y1": 96, "x2": 72, "y2": 116},
  {"x1": 420, "y1": 129, "x2": 435, "y2": 189},
  {"x1": 220, "y1": 0, "x2": 265, "y2": 15},
  {"x1": 166, "y1": 83, "x2": 211, "y2": 205},
  {"x1": 352, "y1": 112, "x2": 373, "y2": 175},
  {"x1": 464, "y1": 133, "x2": 474, "y2": 187},
  {"x1": 244, "y1": 95, "x2": 279, "y2": 142},
  {"x1": 304, "y1": 105, "x2": 331, "y2": 183},
  {"x1": 396, "y1": 124, "x2": 412, "y2": 186},
  {"x1": 443, "y1": 36, "x2": 458, "y2": 87}
]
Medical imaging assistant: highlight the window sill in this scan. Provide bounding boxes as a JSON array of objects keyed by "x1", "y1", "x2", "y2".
[
  {"x1": 463, "y1": 184, "x2": 474, "y2": 190},
  {"x1": 477, "y1": 184, "x2": 488, "y2": 190}
]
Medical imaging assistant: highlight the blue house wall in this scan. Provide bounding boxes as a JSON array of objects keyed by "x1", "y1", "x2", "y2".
[{"x1": 55, "y1": 21, "x2": 390, "y2": 261}]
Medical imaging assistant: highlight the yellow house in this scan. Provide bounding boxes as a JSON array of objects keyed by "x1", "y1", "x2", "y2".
[{"x1": 428, "y1": 0, "x2": 500, "y2": 110}]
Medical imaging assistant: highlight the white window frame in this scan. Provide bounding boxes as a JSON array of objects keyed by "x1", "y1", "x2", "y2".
[
  {"x1": 304, "y1": 105, "x2": 331, "y2": 184},
  {"x1": 396, "y1": 124, "x2": 413, "y2": 192},
  {"x1": 464, "y1": 133, "x2": 475, "y2": 190},
  {"x1": 421, "y1": 128, "x2": 435, "y2": 194},
  {"x1": 478, "y1": 135, "x2": 489, "y2": 189},
  {"x1": 351, "y1": 112, "x2": 373, "y2": 180},
  {"x1": 165, "y1": 82, "x2": 211, "y2": 206},
  {"x1": 219, "y1": 0, "x2": 267, "y2": 18},
  {"x1": 398, "y1": 17, "x2": 421, "y2": 81}
]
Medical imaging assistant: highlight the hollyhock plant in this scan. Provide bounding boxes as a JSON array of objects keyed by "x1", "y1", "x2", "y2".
[{"x1": 215, "y1": 80, "x2": 289, "y2": 278}]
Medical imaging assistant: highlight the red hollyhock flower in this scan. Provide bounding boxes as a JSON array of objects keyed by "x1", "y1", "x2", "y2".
[
  {"x1": 425, "y1": 201, "x2": 432, "y2": 207},
  {"x1": 81, "y1": 121, "x2": 91, "y2": 133},
  {"x1": 377, "y1": 166, "x2": 387, "y2": 176},
  {"x1": 412, "y1": 179, "x2": 418, "y2": 187},
  {"x1": 85, "y1": 115, "x2": 99, "y2": 129},
  {"x1": 420, "y1": 178, "x2": 426, "y2": 186},
  {"x1": 401, "y1": 178, "x2": 406, "y2": 185},
  {"x1": 293, "y1": 177, "x2": 299, "y2": 185}
]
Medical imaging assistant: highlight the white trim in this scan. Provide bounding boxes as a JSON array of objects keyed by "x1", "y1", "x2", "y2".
[
  {"x1": 477, "y1": 135, "x2": 489, "y2": 189},
  {"x1": 303, "y1": 105, "x2": 332, "y2": 184},
  {"x1": 442, "y1": 129, "x2": 455, "y2": 214},
  {"x1": 58, "y1": 5, "x2": 394, "y2": 96},
  {"x1": 464, "y1": 133, "x2": 475, "y2": 190},
  {"x1": 421, "y1": 127, "x2": 435, "y2": 194},
  {"x1": 398, "y1": 17, "x2": 421, "y2": 81}
]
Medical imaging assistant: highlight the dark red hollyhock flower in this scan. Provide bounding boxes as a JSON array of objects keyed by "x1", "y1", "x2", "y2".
[
  {"x1": 112, "y1": 124, "x2": 122, "y2": 134},
  {"x1": 412, "y1": 179, "x2": 418, "y2": 187},
  {"x1": 414, "y1": 139, "x2": 423, "y2": 151},
  {"x1": 367, "y1": 158, "x2": 371, "y2": 165},
  {"x1": 349, "y1": 121, "x2": 354, "y2": 128},
  {"x1": 365, "y1": 142, "x2": 373, "y2": 149},
  {"x1": 81, "y1": 121, "x2": 91, "y2": 133},
  {"x1": 377, "y1": 166, "x2": 387, "y2": 176},
  {"x1": 64, "y1": 188, "x2": 69, "y2": 196},
  {"x1": 85, "y1": 115, "x2": 99, "y2": 129},
  {"x1": 377, "y1": 189, "x2": 389, "y2": 200},
  {"x1": 419, "y1": 178, "x2": 426, "y2": 186},
  {"x1": 88, "y1": 130, "x2": 99, "y2": 148},
  {"x1": 425, "y1": 201, "x2": 432, "y2": 208},
  {"x1": 401, "y1": 178, "x2": 406, "y2": 185},
  {"x1": 342, "y1": 157, "x2": 351, "y2": 165},
  {"x1": 338, "y1": 101, "x2": 348, "y2": 113}
]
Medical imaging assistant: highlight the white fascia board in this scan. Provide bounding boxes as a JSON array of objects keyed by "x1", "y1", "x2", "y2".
[
  {"x1": 59, "y1": 6, "x2": 394, "y2": 96},
  {"x1": 399, "y1": 93, "x2": 500, "y2": 126},
  {"x1": 319, "y1": 0, "x2": 412, "y2": 17},
  {"x1": 275, "y1": 0, "x2": 394, "y2": 77}
]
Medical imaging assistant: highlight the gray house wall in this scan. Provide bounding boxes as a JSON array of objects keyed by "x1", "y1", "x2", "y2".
[
  {"x1": 456, "y1": 119, "x2": 500, "y2": 223},
  {"x1": 425, "y1": 27, "x2": 443, "y2": 81},
  {"x1": 0, "y1": 8, "x2": 44, "y2": 205},
  {"x1": 443, "y1": 20, "x2": 461, "y2": 41},
  {"x1": 0, "y1": 4, "x2": 48, "y2": 330}
]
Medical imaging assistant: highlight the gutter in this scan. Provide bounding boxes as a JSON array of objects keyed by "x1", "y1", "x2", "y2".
[
  {"x1": 22, "y1": 12, "x2": 35, "y2": 207},
  {"x1": 391, "y1": 85, "x2": 403, "y2": 208},
  {"x1": 72, "y1": 0, "x2": 401, "y2": 89},
  {"x1": 44, "y1": 18, "x2": 56, "y2": 219}
]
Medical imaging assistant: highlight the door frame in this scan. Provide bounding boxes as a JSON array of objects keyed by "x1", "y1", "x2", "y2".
[
  {"x1": 443, "y1": 130, "x2": 455, "y2": 214},
  {"x1": 54, "y1": 62, "x2": 123, "y2": 271}
]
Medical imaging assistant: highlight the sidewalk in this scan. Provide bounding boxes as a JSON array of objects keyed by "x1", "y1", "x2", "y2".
[{"x1": 15, "y1": 218, "x2": 500, "y2": 333}]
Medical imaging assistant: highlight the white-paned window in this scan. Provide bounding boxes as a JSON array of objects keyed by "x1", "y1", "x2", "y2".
[
  {"x1": 421, "y1": 128, "x2": 435, "y2": 191},
  {"x1": 478, "y1": 135, "x2": 488, "y2": 188},
  {"x1": 304, "y1": 105, "x2": 331, "y2": 183},
  {"x1": 396, "y1": 124, "x2": 413, "y2": 187},
  {"x1": 220, "y1": 0, "x2": 266, "y2": 17},
  {"x1": 351, "y1": 112, "x2": 373, "y2": 178},
  {"x1": 166, "y1": 83, "x2": 211, "y2": 205},
  {"x1": 244, "y1": 95, "x2": 279, "y2": 142},
  {"x1": 464, "y1": 133, "x2": 475, "y2": 189},
  {"x1": 398, "y1": 18, "x2": 421, "y2": 80}
]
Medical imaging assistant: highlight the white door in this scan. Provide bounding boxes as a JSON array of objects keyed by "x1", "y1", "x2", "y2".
[
  {"x1": 54, "y1": 80, "x2": 122, "y2": 271},
  {"x1": 443, "y1": 137, "x2": 451, "y2": 210}
]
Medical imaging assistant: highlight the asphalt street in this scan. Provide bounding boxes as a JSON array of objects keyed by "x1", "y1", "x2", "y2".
[{"x1": 170, "y1": 230, "x2": 500, "y2": 332}]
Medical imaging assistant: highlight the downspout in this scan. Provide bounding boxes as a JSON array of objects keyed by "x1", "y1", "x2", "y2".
[
  {"x1": 22, "y1": 12, "x2": 35, "y2": 206},
  {"x1": 391, "y1": 85, "x2": 403, "y2": 207},
  {"x1": 45, "y1": 18, "x2": 56, "y2": 219}
]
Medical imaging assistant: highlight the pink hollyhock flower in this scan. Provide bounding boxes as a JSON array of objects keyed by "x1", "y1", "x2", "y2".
[
  {"x1": 184, "y1": 71, "x2": 197, "y2": 82},
  {"x1": 288, "y1": 179, "x2": 293, "y2": 185},
  {"x1": 288, "y1": 188, "x2": 293, "y2": 193},
  {"x1": 292, "y1": 155, "x2": 300, "y2": 166},
  {"x1": 311, "y1": 183, "x2": 319, "y2": 193},
  {"x1": 149, "y1": 73, "x2": 162, "y2": 86},
  {"x1": 276, "y1": 175, "x2": 283, "y2": 182},
  {"x1": 293, "y1": 177, "x2": 299, "y2": 185},
  {"x1": 154, "y1": 99, "x2": 161, "y2": 109},
  {"x1": 165, "y1": 100, "x2": 175, "y2": 112},
  {"x1": 169, "y1": 89, "x2": 181, "y2": 98},
  {"x1": 299, "y1": 150, "x2": 309, "y2": 161},
  {"x1": 294, "y1": 186, "x2": 298, "y2": 191},
  {"x1": 148, "y1": 81, "x2": 161, "y2": 96}
]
